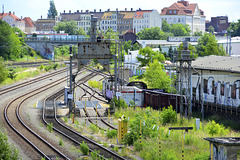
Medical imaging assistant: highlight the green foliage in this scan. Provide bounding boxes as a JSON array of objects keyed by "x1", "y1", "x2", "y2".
[
  {"x1": 54, "y1": 21, "x2": 77, "y2": 35},
  {"x1": 89, "y1": 124, "x2": 99, "y2": 133},
  {"x1": 227, "y1": 19, "x2": 240, "y2": 37},
  {"x1": 133, "y1": 140, "x2": 143, "y2": 151},
  {"x1": 76, "y1": 27, "x2": 86, "y2": 36},
  {"x1": 106, "y1": 129, "x2": 117, "y2": 139},
  {"x1": 205, "y1": 120, "x2": 229, "y2": 136},
  {"x1": 208, "y1": 25, "x2": 215, "y2": 34},
  {"x1": 47, "y1": 0, "x2": 58, "y2": 19},
  {"x1": 193, "y1": 152, "x2": 209, "y2": 160},
  {"x1": 177, "y1": 42, "x2": 198, "y2": 59},
  {"x1": 53, "y1": 63, "x2": 58, "y2": 70},
  {"x1": 113, "y1": 146, "x2": 119, "y2": 152},
  {"x1": 8, "y1": 68, "x2": 17, "y2": 80},
  {"x1": 162, "y1": 20, "x2": 171, "y2": 32},
  {"x1": 47, "y1": 122, "x2": 53, "y2": 132},
  {"x1": 59, "y1": 138, "x2": 63, "y2": 146},
  {"x1": 0, "y1": 57, "x2": 8, "y2": 83},
  {"x1": 44, "y1": 65, "x2": 52, "y2": 71},
  {"x1": 0, "y1": 129, "x2": 20, "y2": 160},
  {"x1": 170, "y1": 23, "x2": 191, "y2": 36},
  {"x1": 88, "y1": 80, "x2": 102, "y2": 90},
  {"x1": 79, "y1": 141, "x2": 89, "y2": 155},
  {"x1": 110, "y1": 97, "x2": 128, "y2": 109},
  {"x1": 137, "y1": 46, "x2": 165, "y2": 67},
  {"x1": 193, "y1": 29, "x2": 203, "y2": 36},
  {"x1": 196, "y1": 33, "x2": 226, "y2": 57},
  {"x1": 137, "y1": 27, "x2": 174, "y2": 40},
  {"x1": 144, "y1": 60, "x2": 175, "y2": 93},
  {"x1": 90, "y1": 149, "x2": 100, "y2": 160},
  {"x1": 39, "y1": 65, "x2": 44, "y2": 70},
  {"x1": 124, "y1": 40, "x2": 132, "y2": 53},
  {"x1": 12, "y1": 27, "x2": 26, "y2": 37},
  {"x1": 132, "y1": 43, "x2": 141, "y2": 50},
  {"x1": 160, "y1": 106, "x2": 177, "y2": 124}
]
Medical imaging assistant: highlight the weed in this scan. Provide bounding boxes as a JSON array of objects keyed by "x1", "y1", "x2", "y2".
[
  {"x1": 106, "y1": 129, "x2": 117, "y2": 139},
  {"x1": 160, "y1": 106, "x2": 176, "y2": 125},
  {"x1": 90, "y1": 150, "x2": 100, "y2": 160},
  {"x1": 47, "y1": 123, "x2": 53, "y2": 132},
  {"x1": 205, "y1": 120, "x2": 229, "y2": 136},
  {"x1": 64, "y1": 116, "x2": 68, "y2": 123},
  {"x1": 79, "y1": 141, "x2": 89, "y2": 155},
  {"x1": 89, "y1": 124, "x2": 99, "y2": 133},
  {"x1": 133, "y1": 140, "x2": 143, "y2": 151},
  {"x1": 103, "y1": 142, "x2": 108, "y2": 147},
  {"x1": 59, "y1": 138, "x2": 63, "y2": 146}
]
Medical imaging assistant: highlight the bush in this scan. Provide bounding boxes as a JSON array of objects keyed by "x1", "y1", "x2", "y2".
[
  {"x1": 90, "y1": 150, "x2": 100, "y2": 160},
  {"x1": 44, "y1": 65, "x2": 52, "y2": 72},
  {"x1": 111, "y1": 97, "x2": 128, "y2": 109},
  {"x1": 80, "y1": 141, "x2": 89, "y2": 155},
  {"x1": 160, "y1": 106, "x2": 176, "y2": 125},
  {"x1": 89, "y1": 124, "x2": 99, "y2": 133},
  {"x1": 205, "y1": 120, "x2": 229, "y2": 136},
  {"x1": 47, "y1": 123, "x2": 53, "y2": 132},
  {"x1": 123, "y1": 132, "x2": 135, "y2": 145},
  {"x1": 106, "y1": 129, "x2": 117, "y2": 139},
  {"x1": 39, "y1": 65, "x2": 44, "y2": 70},
  {"x1": 133, "y1": 140, "x2": 143, "y2": 151},
  {"x1": 8, "y1": 68, "x2": 17, "y2": 80},
  {"x1": 52, "y1": 63, "x2": 58, "y2": 70}
]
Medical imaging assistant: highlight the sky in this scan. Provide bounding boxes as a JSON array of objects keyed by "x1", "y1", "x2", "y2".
[{"x1": 1, "y1": 0, "x2": 240, "y2": 22}]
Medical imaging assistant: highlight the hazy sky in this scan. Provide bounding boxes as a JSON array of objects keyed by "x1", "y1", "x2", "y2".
[{"x1": 1, "y1": 0, "x2": 240, "y2": 22}]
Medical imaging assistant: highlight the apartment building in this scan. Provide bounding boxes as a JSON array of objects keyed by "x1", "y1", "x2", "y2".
[
  {"x1": 23, "y1": 17, "x2": 36, "y2": 33},
  {"x1": 0, "y1": 11, "x2": 25, "y2": 32},
  {"x1": 133, "y1": 9, "x2": 161, "y2": 34},
  {"x1": 117, "y1": 10, "x2": 135, "y2": 34},
  {"x1": 101, "y1": 10, "x2": 117, "y2": 32},
  {"x1": 160, "y1": 0, "x2": 205, "y2": 34},
  {"x1": 35, "y1": 16, "x2": 55, "y2": 32}
]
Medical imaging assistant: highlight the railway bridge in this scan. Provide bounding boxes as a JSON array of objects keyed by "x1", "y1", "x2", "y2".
[{"x1": 24, "y1": 36, "x2": 86, "y2": 59}]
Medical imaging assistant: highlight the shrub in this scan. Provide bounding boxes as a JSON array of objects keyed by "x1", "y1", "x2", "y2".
[
  {"x1": 39, "y1": 65, "x2": 44, "y2": 70},
  {"x1": 47, "y1": 123, "x2": 53, "y2": 132},
  {"x1": 80, "y1": 141, "x2": 89, "y2": 155},
  {"x1": 59, "y1": 138, "x2": 63, "y2": 146},
  {"x1": 160, "y1": 106, "x2": 177, "y2": 125},
  {"x1": 52, "y1": 63, "x2": 58, "y2": 70},
  {"x1": 8, "y1": 68, "x2": 17, "y2": 80},
  {"x1": 44, "y1": 65, "x2": 52, "y2": 72},
  {"x1": 111, "y1": 97, "x2": 128, "y2": 109},
  {"x1": 205, "y1": 120, "x2": 229, "y2": 136},
  {"x1": 123, "y1": 132, "x2": 135, "y2": 145},
  {"x1": 89, "y1": 124, "x2": 99, "y2": 133},
  {"x1": 106, "y1": 129, "x2": 117, "y2": 139},
  {"x1": 133, "y1": 140, "x2": 143, "y2": 151}
]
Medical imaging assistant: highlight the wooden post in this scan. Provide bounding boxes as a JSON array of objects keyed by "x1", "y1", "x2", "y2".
[
  {"x1": 85, "y1": 99, "x2": 87, "y2": 126},
  {"x1": 140, "y1": 119, "x2": 142, "y2": 144},
  {"x1": 182, "y1": 131, "x2": 184, "y2": 160},
  {"x1": 159, "y1": 126, "x2": 161, "y2": 159}
]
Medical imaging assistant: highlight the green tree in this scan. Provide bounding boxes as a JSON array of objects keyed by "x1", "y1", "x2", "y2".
[
  {"x1": 124, "y1": 40, "x2": 132, "y2": 53},
  {"x1": 193, "y1": 29, "x2": 203, "y2": 36},
  {"x1": 12, "y1": 27, "x2": 26, "y2": 38},
  {"x1": 162, "y1": 20, "x2": 171, "y2": 32},
  {"x1": 196, "y1": 33, "x2": 226, "y2": 57},
  {"x1": 208, "y1": 25, "x2": 215, "y2": 34},
  {"x1": 132, "y1": 43, "x2": 141, "y2": 50},
  {"x1": 170, "y1": 23, "x2": 191, "y2": 36},
  {"x1": 54, "y1": 20, "x2": 77, "y2": 35},
  {"x1": 76, "y1": 27, "x2": 86, "y2": 36},
  {"x1": 137, "y1": 27, "x2": 174, "y2": 40},
  {"x1": 0, "y1": 57, "x2": 8, "y2": 83},
  {"x1": 0, "y1": 129, "x2": 20, "y2": 159},
  {"x1": 178, "y1": 43, "x2": 198, "y2": 59},
  {"x1": 137, "y1": 46, "x2": 165, "y2": 67},
  {"x1": 47, "y1": 0, "x2": 58, "y2": 19},
  {"x1": 144, "y1": 59, "x2": 173, "y2": 92},
  {"x1": 227, "y1": 19, "x2": 240, "y2": 37},
  {"x1": 0, "y1": 20, "x2": 22, "y2": 60}
]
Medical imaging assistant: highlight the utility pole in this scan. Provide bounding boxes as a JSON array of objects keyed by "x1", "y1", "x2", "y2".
[{"x1": 69, "y1": 45, "x2": 73, "y2": 113}]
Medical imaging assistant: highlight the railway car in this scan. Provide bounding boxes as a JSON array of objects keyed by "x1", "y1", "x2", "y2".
[{"x1": 193, "y1": 77, "x2": 240, "y2": 107}]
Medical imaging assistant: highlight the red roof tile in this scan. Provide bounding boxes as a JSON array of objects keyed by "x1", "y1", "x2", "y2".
[
  {"x1": 133, "y1": 10, "x2": 152, "y2": 19},
  {"x1": 23, "y1": 17, "x2": 35, "y2": 27},
  {"x1": 160, "y1": 1, "x2": 204, "y2": 16},
  {"x1": 0, "y1": 12, "x2": 23, "y2": 21}
]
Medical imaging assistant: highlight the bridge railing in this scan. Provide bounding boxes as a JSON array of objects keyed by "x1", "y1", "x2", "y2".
[{"x1": 24, "y1": 35, "x2": 88, "y2": 43}]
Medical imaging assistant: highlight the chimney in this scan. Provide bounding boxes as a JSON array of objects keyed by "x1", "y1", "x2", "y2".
[
  {"x1": 41, "y1": 15, "x2": 42, "y2": 19},
  {"x1": 131, "y1": 8, "x2": 133, "y2": 11},
  {"x1": 81, "y1": 10, "x2": 83, "y2": 13},
  {"x1": 9, "y1": 11, "x2": 11, "y2": 14},
  {"x1": 99, "y1": 9, "x2": 102, "y2": 12},
  {"x1": 107, "y1": 9, "x2": 110, "y2": 12},
  {"x1": 77, "y1": 10, "x2": 79, "y2": 13},
  {"x1": 13, "y1": 11, "x2": 15, "y2": 15},
  {"x1": 21, "y1": 16, "x2": 22, "y2": 19},
  {"x1": 86, "y1": 10, "x2": 89, "y2": 13},
  {"x1": 125, "y1": 8, "x2": 127, "y2": 11},
  {"x1": 64, "y1": 10, "x2": 65, "y2": 13},
  {"x1": 69, "y1": 10, "x2": 71, "y2": 13},
  {"x1": 2, "y1": 5, "x2": 4, "y2": 14},
  {"x1": 116, "y1": 8, "x2": 118, "y2": 12},
  {"x1": 94, "y1": 9, "x2": 96, "y2": 12}
]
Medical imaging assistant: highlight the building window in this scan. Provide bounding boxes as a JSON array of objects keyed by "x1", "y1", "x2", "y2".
[
  {"x1": 178, "y1": 18, "x2": 181, "y2": 22},
  {"x1": 169, "y1": 10, "x2": 172, "y2": 14},
  {"x1": 174, "y1": 10, "x2": 176, "y2": 14}
]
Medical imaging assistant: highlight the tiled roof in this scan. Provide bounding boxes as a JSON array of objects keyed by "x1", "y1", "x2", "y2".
[
  {"x1": 133, "y1": 10, "x2": 152, "y2": 19},
  {"x1": 23, "y1": 17, "x2": 35, "y2": 27},
  {"x1": 0, "y1": 12, "x2": 23, "y2": 21},
  {"x1": 122, "y1": 12, "x2": 135, "y2": 19},
  {"x1": 160, "y1": 1, "x2": 204, "y2": 16}
]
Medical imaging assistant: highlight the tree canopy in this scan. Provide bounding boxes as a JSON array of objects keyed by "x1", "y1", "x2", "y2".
[
  {"x1": 208, "y1": 25, "x2": 215, "y2": 34},
  {"x1": 195, "y1": 33, "x2": 226, "y2": 57},
  {"x1": 227, "y1": 19, "x2": 240, "y2": 37},
  {"x1": 76, "y1": 27, "x2": 86, "y2": 36},
  {"x1": 162, "y1": 20, "x2": 171, "y2": 32},
  {"x1": 137, "y1": 27, "x2": 174, "y2": 40},
  {"x1": 47, "y1": 0, "x2": 58, "y2": 19},
  {"x1": 54, "y1": 21, "x2": 77, "y2": 35},
  {"x1": 170, "y1": 23, "x2": 191, "y2": 36},
  {"x1": 137, "y1": 46, "x2": 165, "y2": 67},
  {"x1": 144, "y1": 59, "x2": 174, "y2": 93}
]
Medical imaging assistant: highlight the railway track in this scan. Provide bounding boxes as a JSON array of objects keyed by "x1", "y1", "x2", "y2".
[
  {"x1": 4, "y1": 71, "x2": 72, "y2": 159},
  {"x1": 43, "y1": 71, "x2": 125, "y2": 160}
]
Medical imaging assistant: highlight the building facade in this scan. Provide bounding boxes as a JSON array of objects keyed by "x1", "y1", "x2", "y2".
[
  {"x1": 209, "y1": 16, "x2": 229, "y2": 33},
  {"x1": 23, "y1": 17, "x2": 36, "y2": 33},
  {"x1": 35, "y1": 17, "x2": 55, "y2": 32},
  {"x1": 160, "y1": 0, "x2": 205, "y2": 34},
  {"x1": 0, "y1": 11, "x2": 25, "y2": 32},
  {"x1": 133, "y1": 9, "x2": 161, "y2": 34}
]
